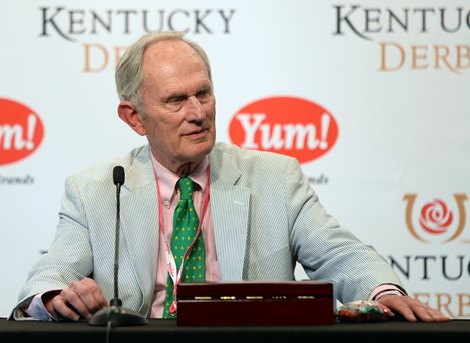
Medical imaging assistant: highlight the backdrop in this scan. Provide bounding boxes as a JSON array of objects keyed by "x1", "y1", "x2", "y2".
[{"x1": 1, "y1": 0, "x2": 469, "y2": 319}]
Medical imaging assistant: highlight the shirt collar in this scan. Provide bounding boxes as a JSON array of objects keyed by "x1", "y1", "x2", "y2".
[{"x1": 150, "y1": 153, "x2": 209, "y2": 201}]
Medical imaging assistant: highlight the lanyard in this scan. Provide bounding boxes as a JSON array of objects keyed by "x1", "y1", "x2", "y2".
[{"x1": 153, "y1": 166, "x2": 210, "y2": 314}]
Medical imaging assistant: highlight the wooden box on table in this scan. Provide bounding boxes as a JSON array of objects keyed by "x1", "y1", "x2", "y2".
[{"x1": 176, "y1": 280, "x2": 334, "y2": 326}]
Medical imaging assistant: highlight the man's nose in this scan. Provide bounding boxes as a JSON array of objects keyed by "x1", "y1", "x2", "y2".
[{"x1": 184, "y1": 95, "x2": 206, "y2": 120}]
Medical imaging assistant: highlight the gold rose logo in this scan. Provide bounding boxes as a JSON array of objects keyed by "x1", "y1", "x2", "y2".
[{"x1": 404, "y1": 194, "x2": 467, "y2": 243}]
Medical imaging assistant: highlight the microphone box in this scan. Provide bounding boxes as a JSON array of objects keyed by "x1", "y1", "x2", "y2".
[{"x1": 176, "y1": 280, "x2": 334, "y2": 326}]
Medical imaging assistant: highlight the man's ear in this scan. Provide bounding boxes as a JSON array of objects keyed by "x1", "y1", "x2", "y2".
[{"x1": 117, "y1": 100, "x2": 146, "y2": 136}]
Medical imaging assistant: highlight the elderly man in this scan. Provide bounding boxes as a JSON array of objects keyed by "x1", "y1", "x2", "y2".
[{"x1": 12, "y1": 32, "x2": 449, "y2": 323}]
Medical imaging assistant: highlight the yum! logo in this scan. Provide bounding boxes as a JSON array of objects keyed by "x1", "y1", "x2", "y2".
[
  {"x1": 0, "y1": 98, "x2": 44, "y2": 165},
  {"x1": 229, "y1": 96, "x2": 338, "y2": 163}
]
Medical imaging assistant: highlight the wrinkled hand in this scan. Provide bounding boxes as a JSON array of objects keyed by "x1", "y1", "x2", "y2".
[
  {"x1": 43, "y1": 277, "x2": 108, "y2": 321},
  {"x1": 376, "y1": 295, "x2": 450, "y2": 322}
]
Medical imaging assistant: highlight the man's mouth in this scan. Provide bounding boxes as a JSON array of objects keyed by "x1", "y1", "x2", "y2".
[{"x1": 185, "y1": 128, "x2": 207, "y2": 136}]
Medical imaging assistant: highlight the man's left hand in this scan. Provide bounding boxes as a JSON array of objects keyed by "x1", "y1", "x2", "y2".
[{"x1": 377, "y1": 295, "x2": 450, "y2": 322}]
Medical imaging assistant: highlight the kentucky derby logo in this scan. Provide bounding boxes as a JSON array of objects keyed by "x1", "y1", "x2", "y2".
[{"x1": 403, "y1": 194, "x2": 467, "y2": 243}]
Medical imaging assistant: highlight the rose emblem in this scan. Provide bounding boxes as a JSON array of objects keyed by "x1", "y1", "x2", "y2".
[{"x1": 419, "y1": 199, "x2": 453, "y2": 234}]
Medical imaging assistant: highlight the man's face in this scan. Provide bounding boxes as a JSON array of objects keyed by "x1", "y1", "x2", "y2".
[{"x1": 137, "y1": 40, "x2": 216, "y2": 173}]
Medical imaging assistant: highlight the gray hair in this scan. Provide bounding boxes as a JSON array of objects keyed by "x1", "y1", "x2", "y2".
[{"x1": 115, "y1": 31, "x2": 212, "y2": 111}]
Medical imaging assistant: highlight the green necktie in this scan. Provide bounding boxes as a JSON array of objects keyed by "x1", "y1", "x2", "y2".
[{"x1": 163, "y1": 177, "x2": 205, "y2": 318}]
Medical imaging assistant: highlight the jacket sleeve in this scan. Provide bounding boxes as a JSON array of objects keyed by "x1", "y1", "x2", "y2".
[
  {"x1": 284, "y1": 157, "x2": 404, "y2": 304},
  {"x1": 10, "y1": 175, "x2": 94, "y2": 319}
]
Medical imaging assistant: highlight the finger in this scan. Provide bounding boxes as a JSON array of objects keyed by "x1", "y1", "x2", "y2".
[
  {"x1": 377, "y1": 295, "x2": 417, "y2": 322},
  {"x1": 375, "y1": 302, "x2": 393, "y2": 318},
  {"x1": 409, "y1": 303, "x2": 450, "y2": 322},
  {"x1": 430, "y1": 309, "x2": 451, "y2": 322},
  {"x1": 84, "y1": 278, "x2": 108, "y2": 306},
  {"x1": 50, "y1": 296, "x2": 80, "y2": 321},
  {"x1": 59, "y1": 287, "x2": 93, "y2": 319},
  {"x1": 79, "y1": 279, "x2": 108, "y2": 312},
  {"x1": 67, "y1": 278, "x2": 108, "y2": 317}
]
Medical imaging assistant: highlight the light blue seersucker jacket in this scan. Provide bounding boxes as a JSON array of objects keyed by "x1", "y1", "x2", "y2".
[{"x1": 13, "y1": 142, "x2": 403, "y2": 318}]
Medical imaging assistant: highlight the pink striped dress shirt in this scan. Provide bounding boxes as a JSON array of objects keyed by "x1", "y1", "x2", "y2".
[{"x1": 149, "y1": 154, "x2": 221, "y2": 318}]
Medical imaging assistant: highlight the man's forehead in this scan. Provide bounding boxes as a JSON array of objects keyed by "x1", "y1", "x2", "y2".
[
  {"x1": 158, "y1": 74, "x2": 212, "y2": 98},
  {"x1": 144, "y1": 39, "x2": 199, "y2": 63}
]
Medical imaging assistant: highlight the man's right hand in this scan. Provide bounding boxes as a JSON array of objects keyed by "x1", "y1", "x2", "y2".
[{"x1": 43, "y1": 277, "x2": 108, "y2": 321}]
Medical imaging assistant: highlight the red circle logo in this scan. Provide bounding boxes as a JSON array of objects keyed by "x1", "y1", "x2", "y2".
[
  {"x1": 0, "y1": 98, "x2": 44, "y2": 165},
  {"x1": 419, "y1": 199, "x2": 453, "y2": 235},
  {"x1": 229, "y1": 96, "x2": 338, "y2": 163}
]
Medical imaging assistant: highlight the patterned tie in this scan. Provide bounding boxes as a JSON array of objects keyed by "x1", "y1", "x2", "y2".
[{"x1": 162, "y1": 177, "x2": 205, "y2": 318}]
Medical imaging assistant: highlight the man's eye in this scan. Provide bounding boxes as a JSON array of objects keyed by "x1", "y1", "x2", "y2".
[
  {"x1": 168, "y1": 97, "x2": 185, "y2": 104},
  {"x1": 196, "y1": 89, "x2": 211, "y2": 99}
]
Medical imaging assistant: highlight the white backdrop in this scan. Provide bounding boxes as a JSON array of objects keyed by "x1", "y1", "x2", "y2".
[{"x1": 1, "y1": 0, "x2": 469, "y2": 319}]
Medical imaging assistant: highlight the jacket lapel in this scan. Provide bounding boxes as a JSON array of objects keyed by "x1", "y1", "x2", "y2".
[
  {"x1": 119, "y1": 145, "x2": 159, "y2": 311},
  {"x1": 210, "y1": 144, "x2": 250, "y2": 281}
]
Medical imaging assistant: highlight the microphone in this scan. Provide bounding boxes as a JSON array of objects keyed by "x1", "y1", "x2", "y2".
[
  {"x1": 89, "y1": 166, "x2": 148, "y2": 326},
  {"x1": 113, "y1": 164, "x2": 125, "y2": 186}
]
